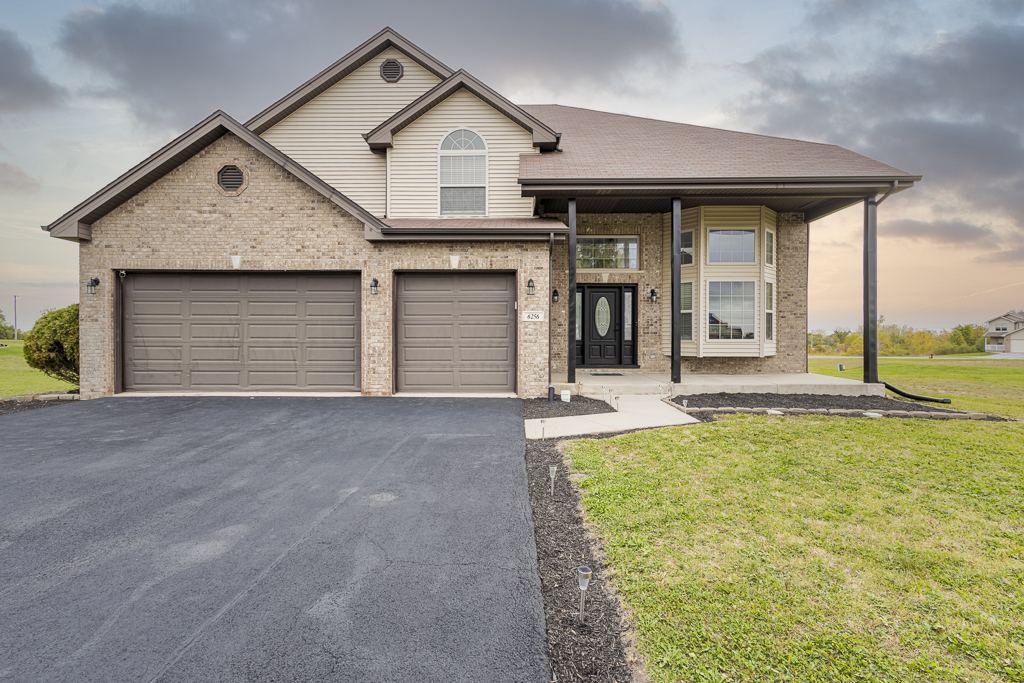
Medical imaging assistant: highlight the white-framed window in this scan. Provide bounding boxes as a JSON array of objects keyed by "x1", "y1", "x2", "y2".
[
  {"x1": 708, "y1": 229, "x2": 756, "y2": 263},
  {"x1": 708, "y1": 281, "x2": 756, "y2": 340},
  {"x1": 765, "y1": 281, "x2": 775, "y2": 341},
  {"x1": 439, "y1": 129, "x2": 487, "y2": 215},
  {"x1": 992, "y1": 337, "x2": 1004, "y2": 345},
  {"x1": 681, "y1": 281, "x2": 694, "y2": 341},
  {"x1": 765, "y1": 230, "x2": 775, "y2": 266},
  {"x1": 576, "y1": 236, "x2": 639, "y2": 270},
  {"x1": 995, "y1": 322, "x2": 1008, "y2": 331},
  {"x1": 681, "y1": 230, "x2": 694, "y2": 266}
]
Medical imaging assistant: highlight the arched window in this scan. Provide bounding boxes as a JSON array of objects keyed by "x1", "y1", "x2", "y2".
[{"x1": 439, "y1": 129, "x2": 487, "y2": 215}]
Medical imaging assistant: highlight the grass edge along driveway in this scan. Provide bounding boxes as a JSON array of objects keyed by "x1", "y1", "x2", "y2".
[
  {"x1": 0, "y1": 340, "x2": 76, "y2": 397},
  {"x1": 566, "y1": 415, "x2": 1024, "y2": 683}
]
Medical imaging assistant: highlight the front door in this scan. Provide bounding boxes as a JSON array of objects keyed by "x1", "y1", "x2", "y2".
[{"x1": 585, "y1": 287, "x2": 621, "y2": 366}]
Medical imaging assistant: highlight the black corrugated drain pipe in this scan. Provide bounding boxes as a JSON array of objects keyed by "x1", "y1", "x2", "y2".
[{"x1": 883, "y1": 382, "x2": 952, "y2": 404}]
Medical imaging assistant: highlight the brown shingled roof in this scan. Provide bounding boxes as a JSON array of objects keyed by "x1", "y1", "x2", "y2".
[{"x1": 518, "y1": 105, "x2": 915, "y2": 181}]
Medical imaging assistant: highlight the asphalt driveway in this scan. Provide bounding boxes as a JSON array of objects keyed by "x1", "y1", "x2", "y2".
[{"x1": 0, "y1": 397, "x2": 548, "y2": 682}]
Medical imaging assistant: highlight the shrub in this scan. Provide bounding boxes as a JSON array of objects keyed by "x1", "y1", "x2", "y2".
[{"x1": 22, "y1": 304, "x2": 79, "y2": 385}]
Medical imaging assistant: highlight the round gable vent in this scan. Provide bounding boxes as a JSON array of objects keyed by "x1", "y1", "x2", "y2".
[
  {"x1": 380, "y1": 58, "x2": 404, "y2": 83},
  {"x1": 218, "y1": 165, "x2": 244, "y2": 192}
]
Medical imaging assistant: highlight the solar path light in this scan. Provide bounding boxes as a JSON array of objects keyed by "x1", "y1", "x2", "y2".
[
  {"x1": 577, "y1": 565, "x2": 592, "y2": 623},
  {"x1": 549, "y1": 465, "x2": 557, "y2": 496}
]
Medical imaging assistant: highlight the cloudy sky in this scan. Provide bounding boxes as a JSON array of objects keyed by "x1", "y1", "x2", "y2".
[{"x1": 2, "y1": 0, "x2": 1023, "y2": 332}]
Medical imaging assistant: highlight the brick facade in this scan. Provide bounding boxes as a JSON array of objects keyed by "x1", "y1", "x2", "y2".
[
  {"x1": 548, "y1": 213, "x2": 669, "y2": 375},
  {"x1": 547, "y1": 211, "x2": 809, "y2": 376},
  {"x1": 78, "y1": 133, "x2": 551, "y2": 399}
]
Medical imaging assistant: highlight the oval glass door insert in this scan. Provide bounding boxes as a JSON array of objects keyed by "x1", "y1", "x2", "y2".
[{"x1": 595, "y1": 296, "x2": 611, "y2": 336}]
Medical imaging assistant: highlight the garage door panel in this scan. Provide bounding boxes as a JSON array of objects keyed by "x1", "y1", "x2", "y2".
[
  {"x1": 191, "y1": 324, "x2": 241, "y2": 339},
  {"x1": 132, "y1": 301, "x2": 183, "y2": 316},
  {"x1": 305, "y1": 346, "x2": 357, "y2": 363},
  {"x1": 248, "y1": 301, "x2": 299, "y2": 317},
  {"x1": 124, "y1": 273, "x2": 360, "y2": 392},
  {"x1": 459, "y1": 371, "x2": 513, "y2": 387},
  {"x1": 132, "y1": 323, "x2": 184, "y2": 340},
  {"x1": 458, "y1": 301, "x2": 510, "y2": 317},
  {"x1": 395, "y1": 273, "x2": 515, "y2": 393},
  {"x1": 458, "y1": 323, "x2": 512, "y2": 340},
  {"x1": 307, "y1": 324, "x2": 356, "y2": 339},
  {"x1": 247, "y1": 324, "x2": 298, "y2": 339},
  {"x1": 132, "y1": 346, "x2": 182, "y2": 362},
  {"x1": 306, "y1": 302, "x2": 356, "y2": 317},
  {"x1": 190, "y1": 346, "x2": 241, "y2": 361},
  {"x1": 457, "y1": 346, "x2": 510, "y2": 363},
  {"x1": 248, "y1": 347, "x2": 299, "y2": 362},
  {"x1": 190, "y1": 301, "x2": 241, "y2": 317}
]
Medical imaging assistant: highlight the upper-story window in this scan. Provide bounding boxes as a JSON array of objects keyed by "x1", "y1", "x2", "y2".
[
  {"x1": 709, "y1": 229, "x2": 756, "y2": 263},
  {"x1": 995, "y1": 322, "x2": 1008, "y2": 331},
  {"x1": 439, "y1": 129, "x2": 487, "y2": 215}
]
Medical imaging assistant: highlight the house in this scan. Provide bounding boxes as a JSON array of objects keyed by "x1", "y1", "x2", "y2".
[
  {"x1": 44, "y1": 28, "x2": 920, "y2": 399},
  {"x1": 984, "y1": 311, "x2": 1024, "y2": 353}
]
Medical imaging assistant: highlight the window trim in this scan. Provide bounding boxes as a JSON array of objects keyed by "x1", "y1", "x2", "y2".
[
  {"x1": 575, "y1": 234, "x2": 641, "y2": 272},
  {"x1": 680, "y1": 280, "x2": 694, "y2": 342},
  {"x1": 681, "y1": 229, "x2": 694, "y2": 266},
  {"x1": 765, "y1": 281, "x2": 775, "y2": 342},
  {"x1": 707, "y1": 228, "x2": 758, "y2": 265},
  {"x1": 765, "y1": 229, "x2": 775, "y2": 267},
  {"x1": 706, "y1": 279, "x2": 759, "y2": 342},
  {"x1": 437, "y1": 128, "x2": 488, "y2": 217}
]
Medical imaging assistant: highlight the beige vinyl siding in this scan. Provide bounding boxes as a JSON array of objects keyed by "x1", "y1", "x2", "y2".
[
  {"x1": 388, "y1": 89, "x2": 538, "y2": 218},
  {"x1": 662, "y1": 207, "x2": 699, "y2": 356},
  {"x1": 260, "y1": 48, "x2": 441, "y2": 217}
]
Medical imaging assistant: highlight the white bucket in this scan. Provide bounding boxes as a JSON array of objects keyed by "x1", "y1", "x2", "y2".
[{"x1": 560, "y1": 390, "x2": 571, "y2": 403}]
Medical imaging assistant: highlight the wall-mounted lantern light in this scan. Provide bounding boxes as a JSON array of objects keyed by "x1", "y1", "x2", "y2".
[
  {"x1": 86, "y1": 277, "x2": 100, "y2": 295},
  {"x1": 370, "y1": 278, "x2": 379, "y2": 295},
  {"x1": 527, "y1": 279, "x2": 536, "y2": 295},
  {"x1": 650, "y1": 288, "x2": 658, "y2": 303},
  {"x1": 552, "y1": 289, "x2": 559, "y2": 303}
]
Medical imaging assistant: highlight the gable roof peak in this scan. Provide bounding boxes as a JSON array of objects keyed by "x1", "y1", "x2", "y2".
[
  {"x1": 246, "y1": 27, "x2": 454, "y2": 134},
  {"x1": 364, "y1": 69, "x2": 560, "y2": 152}
]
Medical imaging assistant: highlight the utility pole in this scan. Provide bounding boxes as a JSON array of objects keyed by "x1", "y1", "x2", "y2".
[{"x1": 13, "y1": 295, "x2": 20, "y2": 341}]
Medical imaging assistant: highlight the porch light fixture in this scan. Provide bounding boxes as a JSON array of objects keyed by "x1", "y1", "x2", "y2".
[
  {"x1": 552, "y1": 288, "x2": 559, "y2": 303},
  {"x1": 577, "y1": 565, "x2": 593, "y2": 623},
  {"x1": 527, "y1": 279, "x2": 536, "y2": 295},
  {"x1": 650, "y1": 288, "x2": 658, "y2": 303},
  {"x1": 86, "y1": 277, "x2": 100, "y2": 295},
  {"x1": 370, "y1": 278, "x2": 379, "y2": 295}
]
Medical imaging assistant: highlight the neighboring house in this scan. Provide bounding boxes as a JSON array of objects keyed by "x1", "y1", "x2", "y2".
[
  {"x1": 984, "y1": 311, "x2": 1024, "y2": 352},
  {"x1": 44, "y1": 28, "x2": 920, "y2": 399}
]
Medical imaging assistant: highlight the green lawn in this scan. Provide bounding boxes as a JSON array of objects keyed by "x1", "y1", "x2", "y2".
[
  {"x1": 810, "y1": 357, "x2": 1024, "y2": 420},
  {"x1": 0, "y1": 340, "x2": 77, "y2": 397},
  {"x1": 567, "y1": 416, "x2": 1024, "y2": 682}
]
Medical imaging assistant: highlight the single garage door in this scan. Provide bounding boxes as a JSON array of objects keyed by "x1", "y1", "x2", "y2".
[
  {"x1": 123, "y1": 273, "x2": 360, "y2": 392},
  {"x1": 395, "y1": 273, "x2": 516, "y2": 393}
]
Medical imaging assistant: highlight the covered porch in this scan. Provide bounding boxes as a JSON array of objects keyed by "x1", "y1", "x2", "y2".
[{"x1": 551, "y1": 370, "x2": 885, "y2": 398}]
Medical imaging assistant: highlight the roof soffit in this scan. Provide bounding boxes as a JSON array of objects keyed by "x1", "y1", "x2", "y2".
[
  {"x1": 364, "y1": 70, "x2": 560, "y2": 151},
  {"x1": 246, "y1": 27, "x2": 454, "y2": 134}
]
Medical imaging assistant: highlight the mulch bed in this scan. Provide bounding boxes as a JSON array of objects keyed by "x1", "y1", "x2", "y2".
[
  {"x1": 524, "y1": 395, "x2": 616, "y2": 420},
  {"x1": 527, "y1": 436, "x2": 642, "y2": 683},
  {"x1": 0, "y1": 399, "x2": 67, "y2": 417},
  {"x1": 670, "y1": 393, "x2": 1013, "y2": 421}
]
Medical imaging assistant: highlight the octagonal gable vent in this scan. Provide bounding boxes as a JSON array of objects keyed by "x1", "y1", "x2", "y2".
[
  {"x1": 380, "y1": 58, "x2": 404, "y2": 83},
  {"x1": 218, "y1": 165, "x2": 244, "y2": 192}
]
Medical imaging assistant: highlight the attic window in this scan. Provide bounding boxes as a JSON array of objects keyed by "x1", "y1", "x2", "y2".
[
  {"x1": 215, "y1": 164, "x2": 248, "y2": 196},
  {"x1": 380, "y1": 58, "x2": 404, "y2": 83}
]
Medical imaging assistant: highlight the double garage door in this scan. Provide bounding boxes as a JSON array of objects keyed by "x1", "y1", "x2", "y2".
[{"x1": 123, "y1": 272, "x2": 515, "y2": 393}]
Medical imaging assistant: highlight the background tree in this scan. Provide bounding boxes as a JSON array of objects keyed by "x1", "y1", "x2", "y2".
[
  {"x1": 0, "y1": 310, "x2": 15, "y2": 340},
  {"x1": 22, "y1": 305, "x2": 79, "y2": 385}
]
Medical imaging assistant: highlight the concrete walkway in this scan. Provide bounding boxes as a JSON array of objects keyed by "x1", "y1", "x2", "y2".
[{"x1": 525, "y1": 395, "x2": 699, "y2": 439}]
